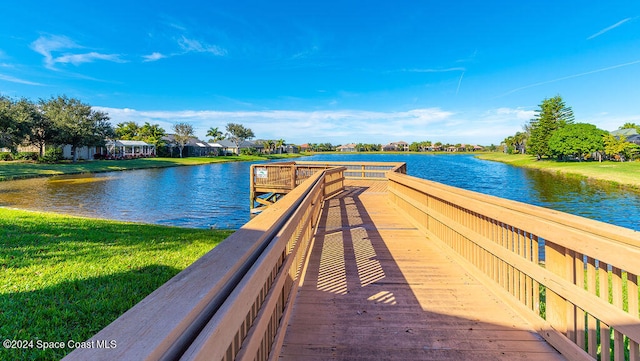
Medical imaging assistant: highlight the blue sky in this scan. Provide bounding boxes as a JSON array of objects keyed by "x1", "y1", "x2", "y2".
[{"x1": 1, "y1": 1, "x2": 640, "y2": 145}]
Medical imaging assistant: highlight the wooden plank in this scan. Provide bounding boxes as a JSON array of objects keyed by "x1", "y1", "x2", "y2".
[{"x1": 279, "y1": 182, "x2": 565, "y2": 361}]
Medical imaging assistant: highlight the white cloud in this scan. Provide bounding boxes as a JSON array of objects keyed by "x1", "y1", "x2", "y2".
[
  {"x1": 177, "y1": 36, "x2": 227, "y2": 56},
  {"x1": 587, "y1": 18, "x2": 632, "y2": 40},
  {"x1": 55, "y1": 52, "x2": 125, "y2": 66},
  {"x1": 104, "y1": 105, "x2": 624, "y2": 146},
  {"x1": 0, "y1": 73, "x2": 43, "y2": 86},
  {"x1": 30, "y1": 34, "x2": 124, "y2": 69},
  {"x1": 143, "y1": 52, "x2": 166, "y2": 62},
  {"x1": 95, "y1": 106, "x2": 525, "y2": 145},
  {"x1": 494, "y1": 107, "x2": 535, "y2": 120}
]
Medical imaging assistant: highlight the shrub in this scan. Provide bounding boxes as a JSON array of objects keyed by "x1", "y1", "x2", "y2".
[
  {"x1": 0, "y1": 152, "x2": 13, "y2": 161},
  {"x1": 39, "y1": 148, "x2": 63, "y2": 163},
  {"x1": 240, "y1": 147, "x2": 259, "y2": 156},
  {"x1": 13, "y1": 152, "x2": 39, "y2": 161}
]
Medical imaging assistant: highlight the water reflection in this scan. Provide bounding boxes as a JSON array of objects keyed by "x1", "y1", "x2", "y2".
[
  {"x1": 525, "y1": 169, "x2": 639, "y2": 228},
  {"x1": 0, "y1": 155, "x2": 638, "y2": 231},
  {"x1": 0, "y1": 162, "x2": 257, "y2": 229}
]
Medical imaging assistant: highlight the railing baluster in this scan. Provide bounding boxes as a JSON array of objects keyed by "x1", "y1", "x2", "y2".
[
  {"x1": 575, "y1": 253, "x2": 586, "y2": 350},
  {"x1": 532, "y1": 235, "x2": 540, "y2": 316},
  {"x1": 546, "y1": 241, "x2": 568, "y2": 334},
  {"x1": 586, "y1": 257, "x2": 598, "y2": 358},
  {"x1": 599, "y1": 261, "x2": 612, "y2": 361},
  {"x1": 629, "y1": 273, "x2": 640, "y2": 361},
  {"x1": 612, "y1": 267, "x2": 625, "y2": 361}
]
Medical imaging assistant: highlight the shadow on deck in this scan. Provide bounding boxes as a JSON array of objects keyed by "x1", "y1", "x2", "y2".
[{"x1": 280, "y1": 183, "x2": 565, "y2": 360}]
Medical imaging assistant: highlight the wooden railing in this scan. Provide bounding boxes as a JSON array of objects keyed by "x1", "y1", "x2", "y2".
[
  {"x1": 64, "y1": 166, "x2": 346, "y2": 361},
  {"x1": 296, "y1": 160, "x2": 406, "y2": 179},
  {"x1": 387, "y1": 171, "x2": 640, "y2": 361},
  {"x1": 249, "y1": 161, "x2": 402, "y2": 212}
]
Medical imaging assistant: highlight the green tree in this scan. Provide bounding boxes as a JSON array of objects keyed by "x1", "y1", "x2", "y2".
[
  {"x1": 115, "y1": 121, "x2": 140, "y2": 140},
  {"x1": 262, "y1": 140, "x2": 274, "y2": 154},
  {"x1": 172, "y1": 122, "x2": 194, "y2": 158},
  {"x1": 139, "y1": 122, "x2": 166, "y2": 149},
  {"x1": 503, "y1": 131, "x2": 527, "y2": 154},
  {"x1": 548, "y1": 123, "x2": 605, "y2": 162},
  {"x1": 528, "y1": 95, "x2": 574, "y2": 160},
  {"x1": 619, "y1": 122, "x2": 640, "y2": 133},
  {"x1": 16, "y1": 98, "x2": 55, "y2": 157},
  {"x1": 604, "y1": 133, "x2": 639, "y2": 161},
  {"x1": 42, "y1": 96, "x2": 114, "y2": 163},
  {"x1": 206, "y1": 127, "x2": 224, "y2": 142},
  {"x1": 275, "y1": 139, "x2": 285, "y2": 154},
  {"x1": 0, "y1": 96, "x2": 31, "y2": 152},
  {"x1": 225, "y1": 123, "x2": 255, "y2": 154}
]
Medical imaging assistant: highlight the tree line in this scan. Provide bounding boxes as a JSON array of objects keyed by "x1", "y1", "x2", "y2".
[
  {"x1": 0, "y1": 95, "x2": 114, "y2": 162},
  {"x1": 503, "y1": 95, "x2": 640, "y2": 162},
  {"x1": 0, "y1": 93, "x2": 265, "y2": 161}
]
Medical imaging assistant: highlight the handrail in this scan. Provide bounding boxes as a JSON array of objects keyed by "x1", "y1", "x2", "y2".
[
  {"x1": 386, "y1": 171, "x2": 640, "y2": 360},
  {"x1": 249, "y1": 161, "x2": 401, "y2": 212},
  {"x1": 64, "y1": 167, "x2": 345, "y2": 361},
  {"x1": 295, "y1": 161, "x2": 406, "y2": 179}
]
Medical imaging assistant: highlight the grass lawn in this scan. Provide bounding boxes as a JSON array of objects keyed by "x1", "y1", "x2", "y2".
[
  {"x1": 0, "y1": 153, "x2": 302, "y2": 182},
  {"x1": 476, "y1": 153, "x2": 640, "y2": 190},
  {"x1": 0, "y1": 208, "x2": 233, "y2": 360}
]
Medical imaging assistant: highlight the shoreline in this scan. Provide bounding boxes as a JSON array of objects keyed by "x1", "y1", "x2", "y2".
[
  {"x1": 0, "y1": 153, "x2": 303, "y2": 182},
  {"x1": 475, "y1": 153, "x2": 640, "y2": 191}
]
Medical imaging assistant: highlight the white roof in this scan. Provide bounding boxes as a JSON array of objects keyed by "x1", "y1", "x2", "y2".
[
  {"x1": 208, "y1": 143, "x2": 223, "y2": 148},
  {"x1": 107, "y1": 140, "x2": 153, "y2": 147}
]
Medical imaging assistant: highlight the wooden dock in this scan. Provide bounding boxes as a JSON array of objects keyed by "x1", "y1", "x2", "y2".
[
  {"x1": 279, "y1": 180, "x2": 564, "y2": 360},
  {"x1": 65, "y1": 161, "x2": 640, "y2": 361}
]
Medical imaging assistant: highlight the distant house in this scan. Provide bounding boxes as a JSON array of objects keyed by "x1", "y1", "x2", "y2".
[
  {"x1": 627, "y1": 134, "x2": 640, "y2": 145},
  {"x1": 446, "y1": 144, "x2": 483, "y2": 152},
  {"x1": 101, "y1": 140, "x2": 156, "y2": 159},
  {"x1": 61, "y1": 145, "x2": 102, "y2": 160},
  {"x1": 162, "y1": 135, "x2": 219, "y2": 157},
  {"x1": 611, "y1": 128, "x2": 640, "y2": 145},
  {"x1": 299, "y1": 143, "x2": 311, "y2": 152},
  {"x1": 382, "y1": 141, "x2": 409, "y2": 152},
  {"x1": 610, "y1": 128, "x2": 638, "y2": 137},
  {"x1": 337, "y1": 143, "x2": 357, "y2": 152},
  {"x1": 216, "y1": 139, "x2": 263, "y2": 155}
]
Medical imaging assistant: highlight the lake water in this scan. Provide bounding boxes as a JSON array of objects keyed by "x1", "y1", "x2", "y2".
[{"x1": 0, "y1": 154, "x2": 638, "y2": 231}]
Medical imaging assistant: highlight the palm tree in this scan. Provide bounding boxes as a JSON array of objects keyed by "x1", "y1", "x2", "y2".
[
  {"x1": 275, "y1": 139, "x2": 285, "y2": 154},
  {"x1": 206, "y1": 127, "x2": 224, "y2": 142},
  {"x1": 262, "y1": 140, "x2": 274, "y2": 155}
]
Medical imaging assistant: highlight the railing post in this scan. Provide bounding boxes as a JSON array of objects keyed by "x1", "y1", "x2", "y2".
[
  {"x1": 291, "y1": 165, "x2": 296, "y2": 189},
  {"x1": 250, "y1": 165, "x2": 255, "y2": 211},
  {"x1": 545, "y1": 241, "x2": 568, "y2": 335}
]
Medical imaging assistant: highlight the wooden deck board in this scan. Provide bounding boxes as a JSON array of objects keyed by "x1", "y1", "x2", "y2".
[{"x1": 279, "y1": 181, "x2": 565, "y2": 361}]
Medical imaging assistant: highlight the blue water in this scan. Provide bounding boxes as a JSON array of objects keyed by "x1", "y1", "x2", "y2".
[
  {"x1": 305, "y1": 153, "x2": 640, "y2": 231},
  {"x1": 0, "y1": 154, "x2": 638, "y2": 231}
]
